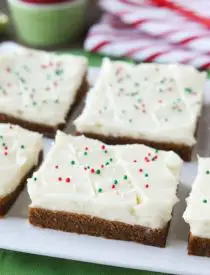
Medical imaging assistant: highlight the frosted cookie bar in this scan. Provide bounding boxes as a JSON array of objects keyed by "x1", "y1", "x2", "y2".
[
  {"x1": 28, "y1": 131, "x2": 182, "y2": 247},
  {"x1": 0, "y1": 50, "x2": 88, "y2": 137},
  {"x1": 183, "y1": 157, "x2": 210, "y2": 257},
  {"x1": 74, "y1": 59, "x2": 206, "y2": 161},
  {"x1": 0, "y1": 124, "x2": 43, "y2": 216}
]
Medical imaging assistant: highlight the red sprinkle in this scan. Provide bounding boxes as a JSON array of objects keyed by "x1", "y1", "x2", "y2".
[
  {"x1": 144, "y1": 157, "x2": 150, "y2": 162},
  {"x1": 84, "y1": 167, "x2": 87, "y2": 171},
  {"x1": 58, "y1": 177, "x2": 62, "y2": 181},
  {"x1": 4, "y1": 152, "x2": 8, "y2": 156},
  {"x1": 112, "y1": 184, "x2": 115, "y2": 189},
  {"x1": 148, "y1": 153, "x2": 151, "y2": 156},
  {"x1": 6, "y1": 67, "x2": 11, "y2": 73},
  {"x1": 41, "y1": 64, "x2": 47, "y2": 69},
  {"x1": 133, "y1": 160, "x2": 137, "y2": 163},
  {"x1": 139, "y1": 168, "x2": 143, "y2": 173},
  {"x1": 4, "y1": 147, "x2": 8, "y2": 150},
  {"x1": 145, "y1": 184, "x2": 149, "y2": 188},
  {"x1": 90, "y1": 168, "x2": 95, "y2": 174},
  {"x1": 65, "y1": 177, "x2": 71, "y2": 183},
  {"x1": 85, "y1": 146, "x2": 89, "y2": 151},
  {"x1": 55, "y1": 165, "x2": 59, "y2": 169},
  {"x1": 101, "y1": 145, "x2": 105, "y2": 150},
  {"x1": 101, "y1": 164, "x2": 104, "y2": 168}
]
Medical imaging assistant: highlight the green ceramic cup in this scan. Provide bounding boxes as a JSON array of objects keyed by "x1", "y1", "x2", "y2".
[{"x1": 8, "y1": 0, "x2": 87, "y2": 47}]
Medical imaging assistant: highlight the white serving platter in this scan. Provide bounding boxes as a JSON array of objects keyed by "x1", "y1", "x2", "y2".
[{"x1": 1, "y1": 42, "x2": 210, "y2": 275}]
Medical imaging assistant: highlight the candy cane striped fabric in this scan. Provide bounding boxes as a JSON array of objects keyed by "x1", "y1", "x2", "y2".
[
  {"x1": 152, "y1": 0, "x2": 210, "y2": 28},
  {"x1": 99, "y1": 0, "x2": 210, "y2": 54},
  {"x1": 84, "y1": 14, "x2": 210, "y2": 69}
]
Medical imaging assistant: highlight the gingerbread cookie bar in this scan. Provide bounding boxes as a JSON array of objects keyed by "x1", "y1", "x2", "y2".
[
  {"x1": 183, "y1": 157, "x2": 210, "y2": 257},
  {"x1": 28, "y1": 131, "x2": 182, "y2": 247},
  {"x1": 0, "y1": 50, "x2": 88, "y2": 137},
  {"x1": 74, "y1": 59, "x2": 206, "y2": 161},
  {"x1": 0, "y1": 124, "x2": 43, "y2": 216}
]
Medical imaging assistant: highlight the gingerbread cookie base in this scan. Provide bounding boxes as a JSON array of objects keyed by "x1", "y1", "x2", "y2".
[
  {"x1": 29, "y1": 208, "x2": 170, "y2": 248},
  {"x1": 187, "y1": 233, "x2": 210, "y2": 257},
  {"x1": 0, "y1": 77, "x2": 88, "y2": 138},
  {"x1": 76, "y1": 132, "x2": 194, "y2": 162},
  {"x1": 0, "y1": 152, "x2": 43, "y2": 217}
]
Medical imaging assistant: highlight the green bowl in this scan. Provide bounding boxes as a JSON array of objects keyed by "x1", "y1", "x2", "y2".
[{"x1": 7, "y1": 0, "x2": 87, "y2": 47}]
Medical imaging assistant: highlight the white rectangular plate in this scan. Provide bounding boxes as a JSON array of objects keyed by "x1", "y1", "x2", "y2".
[{"x1": 0, "y1": 43, "x2": 210, "y2": 275}]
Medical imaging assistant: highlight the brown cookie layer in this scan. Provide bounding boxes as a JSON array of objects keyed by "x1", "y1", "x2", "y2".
[
  {"x1": 188, "y1": 233, "x2": 210, "y2": 257},
  {"x1": 0, "y1": 75, "x2": 88, "y2": 138},
  {"x1": 0, "y1": 151, "x2": 43, "y2": 217},
  {"x1": 29, "y1": 208, "x2": 169, "y2": 247}
]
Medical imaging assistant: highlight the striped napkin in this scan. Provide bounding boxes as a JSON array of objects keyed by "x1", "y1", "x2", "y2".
[{"x1": 84, "y1": 0, "x2": 210, "y2": 69}]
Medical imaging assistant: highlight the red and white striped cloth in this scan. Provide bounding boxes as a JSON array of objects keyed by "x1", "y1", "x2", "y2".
[
  {"x1": 99, "y1": 0, "x2": 210, "y2": 54},
  {"x1": 151, "y1": 0, "x2": 210, "y2": 28},
  {"x1": 84, "y1": 14, "x2": 210, "y2": 69}
]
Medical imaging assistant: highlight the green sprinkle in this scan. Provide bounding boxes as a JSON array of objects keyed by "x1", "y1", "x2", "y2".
[
  {"x1": 84, "y1": 152, "x2": 88, "y2": 156},
  {"x1": 124, "y1": 175, "x2": 128, "y2": 180},
  {"x1": 0, "y1": 135, "x2": 3, "y2": 139},
  {"x1": 104, "y1": 150, "x2": 108, "y2": 154},
  {"x1": 155, "y1": 149, "x2": 159, "y2": 153},
  {"x1": 33, "y1": 102, "x2": 37, "y2": 106},
  {"x1": 19, "y1": 77, "x2": 25, "y2": 83},
  {"x1": 114, "y1": 180, "x2": 118, "y2": 185},
  {"x1": 98, "y1": 188, "x2": 102, "y2": 193},
  {"x1": 206, "y1": 170, "x2": 210, "y2": 174},
  {"x1": 2, "y1": 143, "x2": 6, "y2": 147},
  {"x1": 145, "y1": 173, "x2": 149, "y2": 177},
  {"x1": 96, "y1": 169, "x2": 101, "y2": 175},
  {"x1": 20, "y1": 145, "x2": 25, "y2": 149},
  {"x1": 87, "y1": 166, "x2": 90, "y2": 169},
  {"x1": 185, "y1": 87, "x2": 192, "y2": 94},
  {"x1": 203, "y1": 199, "x2": 208, "y2": 204},
  {"x1": 71, "y1": 160, "x2": 75, "y2": 165},
  {"x1": 33, "y1": 177, "x2": 37, "y2": 181},
  {"x1": 109, "y1": 158, "x2": 113, "y2": 162},
  {"x1": 105, "y1": 162, "x2": 109, "y2": 166},
  {"x1": 55, "y1": 69, "x2": 64, "y2": 76}
]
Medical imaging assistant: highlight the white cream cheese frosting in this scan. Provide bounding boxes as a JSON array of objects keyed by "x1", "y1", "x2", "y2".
[
  {"x1": 183, "y1": 157, "x2": 210, "y2": 238},
  {"x1": 74, "y1": 58, "x2": 206, "y2": 146},
  {"x1": 0, "y1": 50, "x2": 87, "y2": 126},
  {"x1": 0, "y1": 124, "x2": 43, "y2": 198},
  {"x1": 28, "y1": 131, "x2": 182, "y2": 229}
]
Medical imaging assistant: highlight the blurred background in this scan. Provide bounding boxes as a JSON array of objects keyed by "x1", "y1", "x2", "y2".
[{"x1": 1, "y1": 0, "x2": 210, "y2": 70}]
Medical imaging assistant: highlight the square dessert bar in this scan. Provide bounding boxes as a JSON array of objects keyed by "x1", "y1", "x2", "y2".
[
  {"x1": 74, "y1": 58, "x2": 206, "y2": 161},
  {"x1": 0, "y1": 50, "x2": 88, "y2": 137},
  {"x1": 183, "y1": 157, "x2": 210, "y2": 257},
  {"x1": 0, "y1": 124, "x2": 43, "y2": 216},
  {"x1": 28, "y1": 131, "x2": 182, "y2": 247}
]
